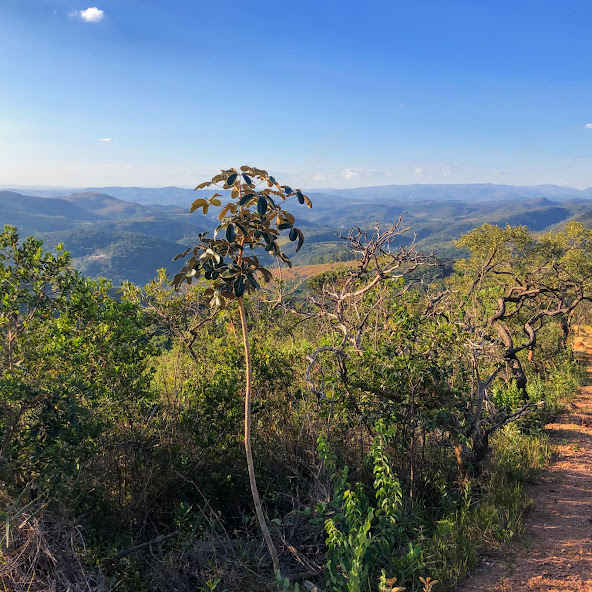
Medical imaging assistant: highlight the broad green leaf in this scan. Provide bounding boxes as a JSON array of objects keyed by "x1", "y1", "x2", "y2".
[
  {"x1": 219, "y1": 204, "x2": 232, "y2": 220},
  {"x1": 257, "y1": 195, "x2": 267, "y2": 215},
  {"x1": 295, "y1": 229, "x2": 304, "y2": 252},
  {"x1": 233, "y1": 275, "x2": 245, "y2": 297},
  {"x1": 259, "y1": 267, "x2": 272, "y2": 282},
  {"x1": 190, "y1": 198, "x2": 208, "y2": 213},
  {"x1": 265, "y1": 242, "x2": 279, "y2": 256},
  {"x1": 246, "y1": 274, "x2": 260, "y2": 290},
  {"x1": 278, "y1": 252, "x2": 292, "y2": 268},
  {"x1": 172, "y1": 247, "x2": 190, "y2": 261}
]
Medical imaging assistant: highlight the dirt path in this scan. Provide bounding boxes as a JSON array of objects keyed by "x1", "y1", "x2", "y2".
[{"x1": 457, "y1": 355, "x2": 592, "y2": 591}]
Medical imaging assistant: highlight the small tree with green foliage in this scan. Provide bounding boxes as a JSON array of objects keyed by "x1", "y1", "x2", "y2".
[
  {"x1": 172, "y1": 166, "x2": 311, "y2": 577},
  {"x1": 428, "y1": 221, "x2": 592, "y2": 466},
  {"x1": 0, "y1": 225, "x2": 155, "y2": 497}
]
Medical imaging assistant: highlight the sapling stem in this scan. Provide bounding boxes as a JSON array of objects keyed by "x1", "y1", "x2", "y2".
[{"x1": 238, "y1": 296, "x2": 281, "y2": 576}]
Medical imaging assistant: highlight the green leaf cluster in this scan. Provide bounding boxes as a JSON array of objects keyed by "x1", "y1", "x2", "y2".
[
  {"x1": 318, "y1": 425, "x2": 424, "y2": 592},
  {"x1": 172, "y1": 166, "x2": 311, "y2": 307}
]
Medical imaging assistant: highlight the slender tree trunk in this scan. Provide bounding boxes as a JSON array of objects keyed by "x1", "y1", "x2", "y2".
[
  {"x1": 409, "y1": 391, "x2": 415, "y2": 501},
  {"x1": 238, "y1": 297, "x2": 280, "y2": 576},
  {"x1": 560, "y1": 316, "x2": 570, "y2": 348},
  {"x1": 507, "y1": 353, "x2": 528, "y2": 394},
  {"x1": 494, "y1": 323, "x2": 528, "y2": 395}
]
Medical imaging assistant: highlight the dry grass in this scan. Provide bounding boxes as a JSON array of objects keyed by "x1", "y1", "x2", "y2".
[
  {"x1": 573, "y1": 325, "x2": 592, "y2": 351},
  {"x1": 0, "y1": 504, "x2": 106, "y2": 592},
  {"x1": 271, "y1": 260, "x2": 358, "y2": 282}
]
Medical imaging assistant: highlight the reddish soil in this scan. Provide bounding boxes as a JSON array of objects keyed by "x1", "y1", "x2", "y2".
[
  {"x1": 270, "y1": 260, "x2": 357, "y2": 282},
  {"x1": 457, "y1": 344, "x2": 592, "y2": 592}
]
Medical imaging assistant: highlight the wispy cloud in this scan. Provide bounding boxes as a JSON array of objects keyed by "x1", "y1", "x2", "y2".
[
  {"x1": 94, "y1": 162, "x2": 133, "y2": 170},
  {"x1": 343, "y1": 167, "x2": 377, "y2": 180},
  {"x1": 585, "y1": 123, "x2": 592, "y2": 129},
  {"x1": 70, "y1": 7, "x2": 105, "y2": 23},
  {"x1": 410, "y1": 163, "x2": 463, "y2": 180},
  {"x1": 99, "y1": 137, "x2": 114, "y2": 142}
]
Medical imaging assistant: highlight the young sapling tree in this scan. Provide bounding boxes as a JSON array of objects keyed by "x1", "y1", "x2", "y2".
[{"x1": 172, "y1": 166, "x2": 311, "y2": 578}]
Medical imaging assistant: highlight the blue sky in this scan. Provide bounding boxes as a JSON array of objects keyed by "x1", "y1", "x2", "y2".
[{"x1": 1, "y1": 0, "x2": 592, "y2": 189}]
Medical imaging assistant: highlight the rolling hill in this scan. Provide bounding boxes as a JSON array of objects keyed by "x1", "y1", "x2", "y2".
[
  {"x1": 0, "y1": 191, "x2": 98, "y2": 233},
  {"x1": 0, "y1": 191, "x2": 96, "y2": 218},
  {"x1": 36, "y1": 228, "x2": 186, "y2": 286},
  {"x1": 60, "y1": 192, "x2": 157, "y2": 220},
  {"x1": 2, "y1": 183, "x2": 592, "y2": 286}
]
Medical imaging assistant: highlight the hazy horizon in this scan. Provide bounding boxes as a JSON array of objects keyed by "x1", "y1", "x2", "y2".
[{"x1": 2, "y1": 180, "x2": 592, "y2": 195}]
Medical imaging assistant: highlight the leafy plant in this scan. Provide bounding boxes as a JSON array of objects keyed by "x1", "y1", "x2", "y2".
[
  {"x1": 172, "y1": 167, "x2": 311, "y2": 578},
  {"x1": 319, "y1": 422, "x2": 425, "y2": 591},
  {"x1": 0, "y1": 226, "x2": 155, "y2": 497}
]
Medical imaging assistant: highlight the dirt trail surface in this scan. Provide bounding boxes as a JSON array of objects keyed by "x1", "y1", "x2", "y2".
[{"x1": 458, "y1": 346, "x2": 592, "y2": 592}]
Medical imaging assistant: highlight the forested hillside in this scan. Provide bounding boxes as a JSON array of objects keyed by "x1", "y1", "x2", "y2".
[
  {"x1": 3, "y1": 183, "x2": 592, "y2": 284},
  {"x1": 2, "y1": 169, "x2": 592, "y2": 592},
  {"x1": 62, "y1": 192, "x2": 155, "y2": 220}
]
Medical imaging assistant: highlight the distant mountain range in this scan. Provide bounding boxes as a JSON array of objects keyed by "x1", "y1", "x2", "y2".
[
  {"x1": 5, "y1": 182, "x2": 592, "y2": 204},
  {"x1": 2, "y1": 183, "x2": 592, "y2": 285},
  {"x1": 316, "y1": 183, "x2": 592, "y2": 202}
]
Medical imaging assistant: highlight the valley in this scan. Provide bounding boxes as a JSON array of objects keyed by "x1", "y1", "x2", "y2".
[{"x1": 2, "y1": 182, "x2": 592, "y2": 286}]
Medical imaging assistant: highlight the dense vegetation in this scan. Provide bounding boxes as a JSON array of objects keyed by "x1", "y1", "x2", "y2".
[{"x1": 1, "y1": 180, "x2": 591, "y2": 591}]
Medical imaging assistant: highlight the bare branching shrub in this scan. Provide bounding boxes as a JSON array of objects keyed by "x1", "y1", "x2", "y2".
[{"x1": 297, "y1": 220, "x2": 436, "y2": 351}]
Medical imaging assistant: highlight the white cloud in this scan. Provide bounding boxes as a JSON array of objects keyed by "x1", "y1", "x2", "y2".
[
  {"x1": 585, "y1": 123, "x2": 592, "y2": 129},
  {"x1": 343, "y1": 167, "x2": 377, "y2": 180},
  {"x1": 99, "y1": 137, "x2": 114, "y2": 142},
  {"x1": 414, "y1": 167, "x2": 423, "y2": 175},
  {"x1": 71, "y1": 7, "x2": 105, "y2": 22}
]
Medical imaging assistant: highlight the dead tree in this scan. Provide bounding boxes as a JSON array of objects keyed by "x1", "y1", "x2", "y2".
[{"x1": 295, "y1": 219, "x2": 437, "y2": 356}]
